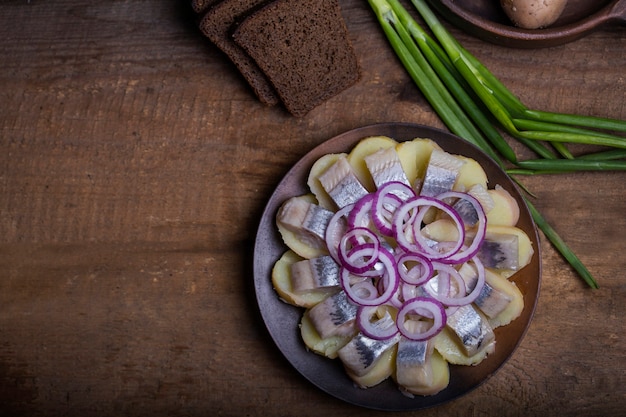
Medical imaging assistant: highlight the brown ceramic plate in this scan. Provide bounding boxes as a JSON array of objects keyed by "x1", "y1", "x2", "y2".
[
  {"x1": 253, "y1": 123, "x2": 541, "y2": 411},
  {"x1": 427, "y1": 0, "x2": 626, "y2": 48}
]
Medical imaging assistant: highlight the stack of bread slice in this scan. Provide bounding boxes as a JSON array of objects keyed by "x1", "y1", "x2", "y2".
[{"x1": 193, "y1": 0, "x2": 361, "y2": 117}]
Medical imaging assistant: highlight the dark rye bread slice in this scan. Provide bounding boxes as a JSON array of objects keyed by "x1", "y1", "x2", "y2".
[
  {"x1": 232, "y1": 0, "x2": 361, "y2": 117},
  {"x1": 198, "y1": 0, "x2": 280, "y2": 106}
]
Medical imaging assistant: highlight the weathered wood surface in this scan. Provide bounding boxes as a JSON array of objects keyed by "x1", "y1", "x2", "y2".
[{"x1": 0, "y1": 1, "x2": 624, "y2": 416}]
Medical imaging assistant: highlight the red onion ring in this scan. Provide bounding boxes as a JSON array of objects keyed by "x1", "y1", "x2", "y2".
[
  {"x1": 337, "y1": 227, "x2": 380, "y2": 274},
  {"x1": 340, "y1": 247, "x2": 399, "y2": 306},
  {"x1": 347, "y1": 193, "x2": 374, "y2": 230},
  {"x1": 410, "y1": 196, "x2": 465, "y2": 261},
  {"x1": 435, "y1": 191, "x2": 487, "y2": 264},
  {"x1": 341, "y1": 275, "x2": 379, "y2": 304},
  {"x1": 396, "y1": 297, "x2": 447, "y2": 341},
  {"x1": 391, "y1": 197, "x2": 425, "y2": 254},
  {"x1": 377, "y1": 180, "x2": 416, "y2": 201},
  {"x1": 357, "y1": 307, "x2": 399, "y2": 340},
  {"x1": 324, "y1": 184, "x2": 489, "y2": 343},
  {"x1": 324, "y1": 203, "x2": 354, "y2": 263},
  {"x1": 396, "y1": 252, "x2": 434, "y2": 286},
  {"x1": 372, "y1": 182, "x2": 416, "y2": 236},
  {"x1": 425, "y1": 258, "x2": 486, "y2": 306},
  {"x1": 392, "y1": 196, "x2": 465, "y2": 260},
  {"x1": 372, "y1": 193, "x2": 403, "y2": 236}
]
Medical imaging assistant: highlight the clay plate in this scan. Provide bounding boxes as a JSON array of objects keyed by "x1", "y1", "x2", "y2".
[
  {"x1": 253, "y1": 123, "x2": 541, "y2": 411},
  {"x1": 427, "y1": 0, "x2": 626, "y2": 48}
]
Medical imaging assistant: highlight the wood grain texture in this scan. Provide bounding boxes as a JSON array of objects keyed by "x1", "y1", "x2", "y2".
[{"x1": 0, "y1": 0, "x2": 624, "y2": 416}]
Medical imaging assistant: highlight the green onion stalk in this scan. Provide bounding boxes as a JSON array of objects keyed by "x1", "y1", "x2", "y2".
[{"x1": 367, "y1": 0, "x2": 626, "y2": 288}]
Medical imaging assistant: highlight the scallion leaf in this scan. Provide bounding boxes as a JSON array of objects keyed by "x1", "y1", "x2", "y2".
[
  {"x1": 578, "y1": 149, "x2": 626, "y2": 161},
  {"x1": 367, "y1": 0, "x2": 623, "y2": 288},
  {"x1": 526, "y1": 199, "x2": 599, "y2": 289},
  {"x1": 517, "y1": 158, "x2": 626, "y2": 172}
]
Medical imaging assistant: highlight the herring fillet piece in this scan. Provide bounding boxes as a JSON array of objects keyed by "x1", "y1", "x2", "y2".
[
  {"x1": 420, "y1": 149, "x2": 465, "y2": 197},
  {"x1": 395, "y1": 336, "x2": 434, "y2": 389},
  {"x1": 476, "y1": 233, "x2": 520, "y2": 270},
  {"x1": 276, "y1": 197, "x2": 334, "y2": 249},
  {"x1": 364, "y1": 147, "x2": 411, "y2": 192},
  {"x1": 290, "y1": 255, "x2": 340, "y2": 293},
  {"x1": 452, "y1": 184, "x2": 494, "y2": 226},
  {"x1": 467, "y1": 183, "x2": 495, "y2": 212},
  {"x1": 473, "y1": 282, "x2": 513, "y2": 319},
  {"x1": 337, "y1": 314, "x2": 400, "y2": 377},
  {"x1": 445, "y1": 304, "x2": 495, "y2": 357},
  {"x1": 318, "y1": 156, "x2": 369, "y2": 209},
  {"x1": 307, "y1": 291, "x2": 358, "y2": 340},
  {"x1": 458, "y1": 263, "x2": 512, "y2": 319}
]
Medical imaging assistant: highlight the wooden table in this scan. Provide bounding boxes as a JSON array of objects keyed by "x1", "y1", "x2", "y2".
[{"x1": 1, "y1": 1, "x2": 624, "y2": 416}]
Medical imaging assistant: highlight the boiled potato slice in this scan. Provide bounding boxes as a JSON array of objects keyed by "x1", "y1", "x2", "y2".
[
  {"x1": 433, "y1": 326, "x2": 495, "y2": 366},
  {"x1": 395, "y1": 138, "x2": 441, "y2": 187},
  {"x1": 421, "y1": 218, "x2": 460, "y2": 242},
  {"x1": 486, "y1": 185, "x2": 520, "y2": 227},
  {"x1": 300, "y1": 311, "x2": 352, "y2": 359},
  {"x1": 272, "y1": 250, "x2": 332, "y2": 308},
  {"x1": 453, "y1": 156, "x2": 488, "y2": 192},
  {"x1": 347, "y1": 135, "x2": 398, "y2": 191}
]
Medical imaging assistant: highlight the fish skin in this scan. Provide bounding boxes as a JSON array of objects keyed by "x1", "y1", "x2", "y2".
[
  {"x1": 474, "y1": 282, "x2": 512, "y2": 319},
  {"x1": 477, "y1": 234, "x2": 520, "y2": 270},
  {"x1": 453, "y1": 198, "x2": 480, "y2": 226},
  {"x1": 338, "y1": 329, "x2": 400, "y2": 377},
  {"x1": 468, "y1": 183, "x2": 494, "y2": 212},
  {"x1": 452, "y1": 184, "x2": 493, "y2": 227},
  {"x1": 318, "y1": 156, "x2": 369, "y2": 209},
  {"x1": 457, "y1": 262, "x2": 512, "y2": 319},
  {"x1": 302, "y1": 204, "x2": 335, "y2": 239},
  {"x1": 445, "y1": 304, "x2": 495, "y2": 357},
  {"x1": 307, "y1": 291, "x2": 358, "y2": 340},
  {"x1": 458, "y1": 262, "x2": 479, "y2": 290},
  {"x1": 420, "y1": 150, "x2": 465, "y2": 197},
  {"x1": 395, "y1": 337, "x2": 434, "y2": 389},
  {"x1": 421, "y1": 166, "x2": 459, "y2": 198},
  {"x1": 397, "y1": 338, "x2": 429, "y2": 367},
  {"x1": 277, "y1": 197, "x2": 334, "y2": 247},
  {"x1": 364, "y1": 147, "x2": 411, "y2": 191},
  {"x1": 290, "y1": 255, "x2": 340, "y2": 293}
]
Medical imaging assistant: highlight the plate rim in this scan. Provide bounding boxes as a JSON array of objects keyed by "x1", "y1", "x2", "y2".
[{"x1": 253, "y1": 122, "x2": 542, "y2": 411}]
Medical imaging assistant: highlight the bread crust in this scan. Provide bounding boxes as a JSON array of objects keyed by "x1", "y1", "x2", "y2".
[
  {"x1": 232, "y1": 0, "x2": 361, "y2": 117},
  {"x1": 198, "y1": 0, "x2": 281, "y2": 106}
]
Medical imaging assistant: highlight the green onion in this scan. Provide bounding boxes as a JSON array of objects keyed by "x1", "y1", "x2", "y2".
[
  {"x1": 513, "y1": 118, "x2": 625, "y2": 141},
  {"x1": 507, "y1": 169, "x2": 564, "y2": 176},
  {"x1": 409, "y1": 0, "x2": 626, "y2": 152},
  {"x1": 551, "y1": 142, "x2": 574, "y2": 159},
  {"x1": 523, "y1": 109, "x2": 626, "y2": 133},
  {"x1": 368, "y1": 1, "x2": 485, "y2": 150},
  {"x1": 517, "y1": 158, "x2": 626, "y2": 172},
  {"x1": 386, "y1": 0, "x2": 517, "y2": 164},
  {"x1": 367, "y1": 0, "x2": 624, "y2": 288},
  {"x1": 578, "y1": 149, "x2": 626, "y2": 161},
  {"x1": 514, "y1": 136, "x2": 558, "y2": 160},
  {"x1": 526, "y1": 199, "x2": 599, "y2": 289},
  {"x1": 517, "y1": 130, "x2": 626, "y2": 149}
]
